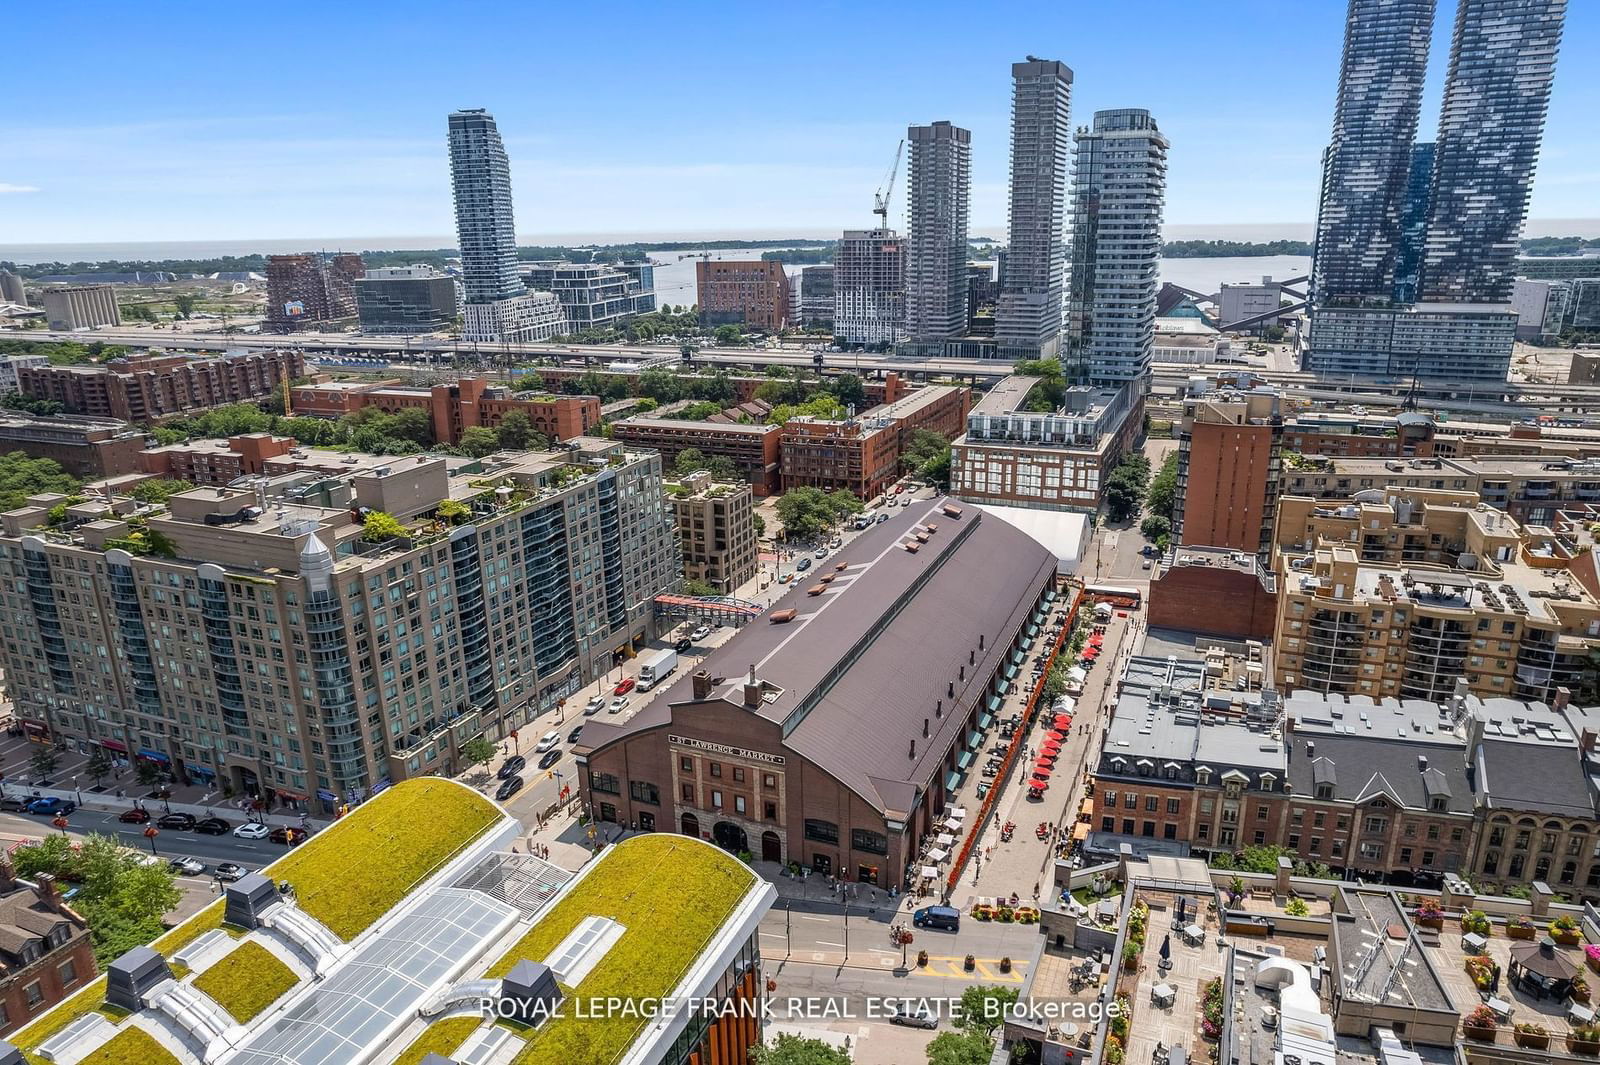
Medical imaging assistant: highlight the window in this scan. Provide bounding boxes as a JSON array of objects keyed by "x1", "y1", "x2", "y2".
[
  {"x1": 1257, "y1": 805, "x2": 1268, "y2": 821},
  {"x1": 59, "y1": 958, "x2": 76, "y2": 987},
  {"x1": 1197, "y1": 823, "x2": 1210, "y2": 840},
  {"x1": 733, "y1": 767, "x2": 745, "y2": 783},
  {"x1": 1122, "y1": 819, "x2": 1134, "y2": 835},
  {"x1": 1166, "y1": 798, "x2": 1180, "y2": 815},
  {"x1": 711, "y1": 790, "x2": 723, "y2": 808},
  {"x1": 1315, "y1": 784, "x2": 1333, "y2": 800},
  {"x1": 599, "y1": 802, "x2": 617, "y2": 823},
  {"x1": 804, "y1": 819, "x2": 839, "y2": 845},
  {"x1": 1124, "y1": 794, "x2": 1136, "y2": 810},
  {"x1": 681, "y1": 783, "x2": 693, "y2": 802},
  {"x1": 1145, "y1": 796, "x2": 1158, "y2": 812},
  {"x1": 629, "y1": 781, "x2": 660, "y2": 806},
  {"x1": 852, "y1": 828, "x2": 888, "y2": 855},
  {"x1": 764, "y1": 801, "x2": 777, "y2": 821},
  {"x1": 1359, "y1": 842, "x2": 1382, "y2": 860},
  {"x1": 589, "y1": 772, "x2": 620, "y2": 795},
  {"x1": 763, "y1": 774, "x2": 777, "y2": 789},
  {"x1": 1309, "y1": 837, "x2": 1323, "y2": 854},
  {"x1": 1483, "y1": 851, "x2": 1501, "y2": 876},
  {"x1": 734, "y1": 796, "x2": 746, "y2": 815},
  {"x1": 1254, "y1": 831, "x2": 1266, "y2": 844},
  {"x1": 1399, "y1": 847, "x2": 1412, "y2": 864},
  {"x1": 709, "y1": 762, "x2": 721, "y2": 778},
  {"x1": 680, "y1": 756, "x2": 693, "y2": 773},
  {"x1": 1331, "y1": 840, "x2": 1345, "y2": 857},
  {"x1": 1364, "y1": 816, "x2": 1387, "y2": 834},
  {"x1": 1144, "y1": 822, "x2": 1156, "y2": 838},
  {"x1": 24, "y1": 981, "x2": 43, "y2": 1009},
  {"x1": 1103, "y1": 790, "x2": 1117, "y2": 806},
  {"x1": 1102, "y1": 816, "x2": 1115, "y2": 833},
  {"x1": 1423, "y1": 851, "x2": 1436, "y2": 868},
  {"x1": 1164, "y1": 824, "x2": 1177, "y2": 839}
]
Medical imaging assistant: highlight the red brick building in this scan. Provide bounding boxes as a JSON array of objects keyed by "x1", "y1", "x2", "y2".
[
  {"x1": 288, "y1": 377, "x2": 599, "y2": 445},
  {"x1": 1147, "y1": 547, "x2": 1279, "y2": 641},
  {"x1": 610, "y1": 419, "x2": 783, "y2": 496},
  {"x1": 139, "y1": 432, "x2": 296, "y2": 485},
  {"x1": 781, "y1": 384, "x2": 972, "y2": 500},
  {"x1": 19, "y1": 350, "x2": 305, "y2": 423},
  {"x1": 0, "y1": 870, "x2": 96, "y2": 1037},
  {"x1": 576, "y1": 502, "x2": 1058, "y2": 885},
  {"x1": 696, "y1": 260, "x2": 791, "y2": 332}
]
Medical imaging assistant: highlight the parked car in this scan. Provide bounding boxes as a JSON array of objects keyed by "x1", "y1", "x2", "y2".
[
  {"x1": 496, "y1": 775, "x2": 525, "y2": 801},
  {"x1": 796, "y1": 557, "x2": 811, "y2": 572},
  {"x1": 537, "y1": 749, "x2": 562, "y2": 770},
  {"x1": 876, "y1": 512, "x2": 889, "y2": 524},
  {"x1": 891, "y1": 1004, "x2": 939, "y2": 1030},
  {"x1": 567, "y1": 724, "x2": 583, "y2": 744},
  {"x1": 674, "y1": 637, "x2": 693, "y2": 653},
  {"x1": 609, "y1": 696, "x2": 630, "y2": 714},
  {"x1": 612, "y1": 677, "x2": 636, "y2": 696},
  {"x1": 690, "y1": 625, "x2": 712, "y2": 641},
  {"x1": 269, "y1": 826, "x2": 307, "y2": 846},
  {"x1": 27, "y1": 798, "x2": 75, "y2": 816},
  {"x1": 0, "y1": 797, "x2": 31, "y2": 813},
  {"x1": 534, "y1": 730, "x2": 560, "y2": 753},
  {"x1": 168, "y1": 857, "x2": 205, "y2": 876},
  {"x1": 232, "y1": 822, "x2": 270, "y2": 840},
  {"x1": 194, "y1": 817, "x2": 231, "y2": 835},
  {"x1": 118, "y1": 807, "x2": 151, "y2": 824},
  {"x1": 912, "y1": 905, "x2": 961, "y2": 931},
  {"x1": 498, "y1": 755, "x2": 527, "y2": 780},
  {"x1": 157, "y1": 813, "x2": 196, "y2": 830},
  {"x1": 894, "y1": 484, "x2": 905, "y2": 495},
  {"x1": 214, "y1": 862, "x2": 248, "y2": 882},
  {"x1": 584, "y1": 696, "x2": 607, "y2": 716},
  {"x1": 814, "y1": 547, "x2": 828, "y2": 558}
]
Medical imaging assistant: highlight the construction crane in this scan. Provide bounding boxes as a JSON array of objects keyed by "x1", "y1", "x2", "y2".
[{"x1": 873, "y1": 139, "x2": 904, "y2": 232}]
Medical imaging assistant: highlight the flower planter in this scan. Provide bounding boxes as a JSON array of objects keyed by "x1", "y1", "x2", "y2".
[
  {"x1": 1508, "y1": 925, "x2": 1537, "y2": 940},
  {"x1": 1516, "y1": 1031, "x2": 1552, "y2": 1050},
  {"x1": 964, "y1": 954, "x2": 975, "y2": 972},
  {"x1": 1464, "y1": 1025, "x2": 1498, "y2": 1044},
  {"x1": 1569, "y1": 1038, "x2": 1600, "y2": 1057},
  {"x1": 917, "y1": 950, "x2": 928, "y2": 967},
  {"x1": 1589, "y1": 953, "x2": 1600, "y2": 976},
  {"x1": 1575, "y1": 985, "x2": 1594, "y2": 1005},
  {"x1": 1554, "y1": 930, "x2": 1583, "y2": 946},
  {"x1": 1417, "y1": 916, "x2": 1444, "y2": 930}
]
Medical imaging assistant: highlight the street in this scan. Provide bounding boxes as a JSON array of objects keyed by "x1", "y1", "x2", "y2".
[{"x1": 0, "y1": 808, "x2": 302, "y2": 873}]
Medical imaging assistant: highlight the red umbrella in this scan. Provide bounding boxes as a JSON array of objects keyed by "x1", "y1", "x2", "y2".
[
  {"x1": 1089, "y1": 634, "x2": 1104, "y2": 645},
  {"x1": 1049, "y1": 730, "x2": 1069, "y2": 742},
  {"x1": 1033, "y1": 761, "x2": 1054, "y2": 776},
  {"x1": 1041, "y1": 739, "x2": 1063, "y2": 751},
  {"x1": 1037, "y1": 751, "x2": 1057, "y2": 764},
  {"x1": 1030, "y1": 776, "x2": 1050, "y2": 789}
]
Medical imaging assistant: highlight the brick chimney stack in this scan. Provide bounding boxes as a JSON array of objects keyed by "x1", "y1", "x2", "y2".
[
  {"x1": 34, "y1": 872, "x2": 62, "y2": 911},
  {"x1": 692, "y1": 669, "x2": 712, "y2": 700}
]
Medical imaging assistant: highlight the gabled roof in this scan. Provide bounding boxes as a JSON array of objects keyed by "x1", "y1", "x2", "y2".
[
  {"x1": 1353, "y1": 772, "x2": 1401, "y2": 806},
  {"x1": 1311, "y1": 756, "x2": 1337, "y2": 786}
]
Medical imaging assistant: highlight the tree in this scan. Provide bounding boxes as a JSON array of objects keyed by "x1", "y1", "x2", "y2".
[
  {"x1": 703, "y1": 455, "x2": 739, "y2": 481},
  {"x1": 775, "y1": 487, "x2": 843, "y2": 542},
  {"x1": 674, "y1": 449, "x2": 708, "y2": 475},
  {"x1": 496, "y1": 410, "x2": 535, "y2": 450},
  {"x1": 714, "y1": 324, "x2": 743, "y2": 345},
  {"x1": 362, "y1": 510, "x2": 406, "y2": 543},
  {"x1": 30, "y1": 745, "x2": 58, "y2": 781},
  {"x1": 172, "y1": 293, "x2": 198, "y2": 319},
  {"x1": 681, "y1": 578, "x2": 718, "y2": 597},
  {"x1": 680, "y1": 401, "x2": 721, "y2": 421},
  {"x1": 0, "y1": 450, "x2": 80, "y2": 511},
  {"x1": 1041, "y1": 663, "x2": 1067, "y2": 703},
  {"x1": 1104, "y1": 479, "x2": 1143, "y2": 523},
  {"x1": 638, "y1": 368, "x2": 685, "y2": 404},
  {"x1": 130, "y1": 479, "x2": 194, "y2": 506},
  {"x1": 831, "y1": 373, "x2": 867, "y2": 410},
  {"x1": 1146, "y1": 453, "x2": 1179, "y2": 521},
  {"x1": 1139, "y1": 514, "x2": 1171, "y2": 542},
  {"x1": 749, "y1": 1034, "x2": 853, "y2": 1065},
  {"x1": 459, "y1": 426, "x2": 502, "y2": 458},
  {"x1": 958, "y1": 984, "x2": 1019, "y2": 1034},
  {"x1": 135, "y1": 759, "x2": 162, "y2": 787},
  {"x1": 753, "y1": 513, "x2": 766, "y2": 538},
  {"x1": 85, "y1": 746, "x2": 114, "y2": 788},
  {"x1": 926, "y1": 1030, "x2": 992, "y2": 1065},
  {"x1": 634, "y1": 397, "x2": 659, "y2": 413},
  {"x1": 437, "y1": 499, "x2": 470, "y2": 524},
  {"x1": 458, "y1": 735, "x2": 497, "y2": 773}
]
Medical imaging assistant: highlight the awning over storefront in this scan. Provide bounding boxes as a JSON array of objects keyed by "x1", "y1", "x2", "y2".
[
  {"x1": 1003, "y1": 662, "x2": 1019, "y2": 681},
  {"x1": 965, "y1": 730, "x2": 983, "y2": 750},
  {"x1": 370, "y1": 778, "x2": 393, "y2": 796},
  {"x1": 1010, "y1": 648, "x2": 1026, "y2": 666},
  {"x1": 944, "y1": 770, "x2": 964, "y2": 792},
  {"x1": 1072, "y1": 821, "x2": 1090, "y2": 841},
  {"x1": 138, "y1": 749, "x2": 169, "y2": 763},
  {"x1": 985, "y1": 694, "x2": 1003, "y2": 713},
  {"x1": 188, "y1": 765, "x2": 216, "y2": 779},
  {"x1": 316, "y1": 789, "x2": 337, "y2": 802},
  {"x1": 957, "y1": 750, "x2": 975, "y2": 770},
  {"x1": 1025, "y1": 622, "x2": 1040, "y2": 640},
  {"x1": 1079, "y1": 798, "x2": 1095, "y2": 818},
  {"x1": 98, "y1": 739, "x2": 128, "y2": 752},
  {"x1": 978, "y1": 711, "x2": 995, "y2": 730},
  {"x1": 274, "y1": 788, "x2": 308, "y2": 801}
]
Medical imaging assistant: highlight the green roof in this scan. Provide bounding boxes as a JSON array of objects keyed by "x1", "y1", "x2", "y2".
[
  {"x1": 12, "y1": 778, "x2": 504, "y2": 1063},
  {"x1": 484, "y1": 834, "x2": 757, "y2": 1065},
  {"x1": 191, "y1": 941, "x2": 299, "y2": 1024}
]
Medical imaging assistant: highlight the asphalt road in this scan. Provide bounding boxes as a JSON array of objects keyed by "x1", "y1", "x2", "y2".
[{"x1": 0, "y1": 808, "x2": 301, "y2": 876}]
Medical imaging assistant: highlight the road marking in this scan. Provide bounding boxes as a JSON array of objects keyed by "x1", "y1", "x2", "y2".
[
  {"x1": 794, "y1": 914, "x2": 829, "y2": 923},
  {"x1": 810, "y1": 952, "x2": 826, "y2": 962},
  {"x1": 816, "y1": 940, "x2": 845, "y2": 948}
]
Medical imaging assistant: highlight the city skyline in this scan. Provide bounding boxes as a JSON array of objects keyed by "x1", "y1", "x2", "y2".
[{"x1": 2, "y1": 0, "x2": 1596, "y2": 246}]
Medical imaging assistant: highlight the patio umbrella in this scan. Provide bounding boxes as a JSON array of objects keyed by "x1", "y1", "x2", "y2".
[
  {"x1": 1049, "y1": 730, "x2": 1069, "y2": 741},
  {"x1": 1159, "y1": 934, "x2": 1171, "y2": 963},
  {"x1": 1033, "y1": 761, "x2": 1054, "y2": 776},
  {"x1": 1089, "y1": 634, "x2": 1104, "y2": 645},
  {"x1": 1030, "y1": 777, "x2": 1049, "y2": 789},
  {"x1": 1176, "y1": 896, "x2": 1187, "y2": 924},
  {"x1": 1041, "y1": 740, "x2": 1063, "y2": 753}
]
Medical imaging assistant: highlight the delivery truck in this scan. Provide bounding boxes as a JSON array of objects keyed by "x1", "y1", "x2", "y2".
[{"x1": 636, "y1": 648, "x2": 679, "y2": 691}]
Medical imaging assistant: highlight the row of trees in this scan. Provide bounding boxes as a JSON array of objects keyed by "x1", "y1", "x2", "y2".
[
  {"x1": 901, "y1": 428, "x2": 953, "y2": 489},
  {"x1": 1139, "y1": 453, "x2": 1180, "y2": 547},
  {"x1": 1104, "y1": 453, "x2": 1152, "y2": 523},
  {"x1": 774, "y1": 487, "x2": 862, "y2": 542}
]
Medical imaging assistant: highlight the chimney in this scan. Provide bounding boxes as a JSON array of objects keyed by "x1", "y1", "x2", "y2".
[
  {"x1": 1554, "y1": 686, "x2": 1572, "y2": 710},
  {"x1": 969, "y1": 649, "x2": 975, "y2": 665},
  {"x1": 743, "y1": 664, "x2": 761, "y2": 709},
  {"x1": 979, "y1": 634, "x2": 985, "y2": 650},
  {"x1": 1306, "y1": 741, "x2": 1315, "y2": 758},
  {"x1": 692, "y1": 669, "x2": 712, "y2": 700},
  {"x1": 0, "y1": 855, "x2": 14, "y2": 891},
  {"x1": 1418, "y1": 755, "x2": 1428, "y2": 771},
  {"x1": 34, "y1": 873, "x2": 62, "y2": 911},
  {"x1": 947, "y1": 681, "x2": 954, "y2": 698},
  {"x1": 959, "y1": 664, "x2": 965, "y2": 681},
  {"x1": 909, "y1": 739, "x2": 916, "y2": 760},
  {"x1": 923, "y1": 718, "x2": 930, "y2": 739},
  {"x1": 935, "y1": 699, "x2": 942, "y2": 718}
]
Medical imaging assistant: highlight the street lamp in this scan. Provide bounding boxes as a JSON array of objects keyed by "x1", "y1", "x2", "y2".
[
  {"x1": 143, "y1": 826, "x2": 159, "y2": 855},
  {"x1": 72, "y1": 775, "x2": 82, "y2": 806}
]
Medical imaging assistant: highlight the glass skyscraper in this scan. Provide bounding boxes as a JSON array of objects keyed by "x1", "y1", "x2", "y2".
[
  {"x1": 904, "y1": 120, "x2": 972, "y2": 347},
  {"x1": 1310, "y1": 0, "x2": 1434, "y2": 307},
  {"x1": 995, "y1": 57, "x2": 1072, "y2": 360},
  {"x1": 448, "y1": 109, "x2": 524, "y2": 307},
  {"x1": 1391, "y1": 142, "x2": 1434, "y2": 305},
  {"x1": 1065, "y1": 109, "x2": 1168, "y2": 391},
  {"x1": 1421, "y1": 0, "x2": 1567, "y2": 303}
]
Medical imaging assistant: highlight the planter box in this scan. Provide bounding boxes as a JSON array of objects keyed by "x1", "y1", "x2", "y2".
[
  {"x1": 1418, "y1": 916, "x2": 1444, "y2": 930},
  {"x1": 1555, "y1": 930, "x2": 1583, "y2": 946},
  {"x1": 1575, "y1": 987, "x2": 1594, "y2": 1005},
  {"x1": 1589, "y1": 953, "x2": 1600, "y2": 976},
  {"x1": 1464, "y1": 1025, "x2": 1498, "y2": 1044},
  {"x1": 1516, "y1": 1031, "x2": 1552, "y2": 1050},
  {"x1": 1569, "y1": 1038, "x2": 1600, "y2": 1057},
  {"x1": 1508, "y1": 925, "x2": 1537, "y2": 940}
]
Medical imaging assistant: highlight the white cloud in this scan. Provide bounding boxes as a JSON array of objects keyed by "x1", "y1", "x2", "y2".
[{"x1": 0, "y1": 183, "x2": 39, "y2": 194}]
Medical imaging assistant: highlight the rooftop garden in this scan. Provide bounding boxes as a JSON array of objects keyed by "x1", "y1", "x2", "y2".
[
  {"x1": 72, "y1": 1027, "x2": 178, "y2": 1065},
  {"x1": 192, "y1": 941, "x2": 299, "y2": 1023},
  {"x1": 394, "y1": 1015, "x2": 483, "y2": 1065},
  {"x1": 481, "y1": 834, "x2": 756, "y2": 1065},
  {"x1": 11, "y1": 779, "x2": 502, "y2": 1063}
]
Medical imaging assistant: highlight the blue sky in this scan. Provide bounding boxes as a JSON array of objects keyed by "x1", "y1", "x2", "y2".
[{"x1": 2, "y1": 0, "x2": 1595, "y2": 245}]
